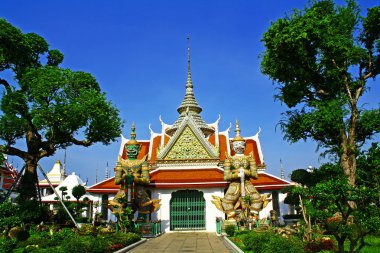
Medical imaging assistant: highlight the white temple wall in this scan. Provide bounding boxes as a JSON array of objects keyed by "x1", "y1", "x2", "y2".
[
  {"x1": 88, "y1": 187, "x2": 291, "y2": 229},
  {"x1": 151, "y1": 187, "x2": 225, "y2": 232}
]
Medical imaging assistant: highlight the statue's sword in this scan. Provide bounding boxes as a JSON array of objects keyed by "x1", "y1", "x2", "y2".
[{"x1": 238, "y1": 167, "x2": 245, "y2": 198}]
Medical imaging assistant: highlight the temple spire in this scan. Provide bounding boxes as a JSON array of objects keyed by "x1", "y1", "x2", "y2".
[
  {"x1": 186, "y1": 34, "x2": 192, "y2": 86},
  {"x1": 280, "y1": 159, "x2": 285, "y2": 179},
  {"x1": 105, "y1": 161, "x2": 109, "y2": 180},
  {"x1": 166, "y1": 35, "x2": 214, "y2": 136}
]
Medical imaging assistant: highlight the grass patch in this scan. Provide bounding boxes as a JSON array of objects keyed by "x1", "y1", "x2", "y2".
[{"x1": 345, "y1": 235, "x2": 380, "y2": 253}]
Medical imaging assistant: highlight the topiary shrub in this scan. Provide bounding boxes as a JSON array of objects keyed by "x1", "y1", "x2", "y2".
[
  {"x1": 16, "y1": 229, "x2": 30, "y2": 241},
  {"x1": 225, "y1": 225, "x2": 236, "y2": 237}
]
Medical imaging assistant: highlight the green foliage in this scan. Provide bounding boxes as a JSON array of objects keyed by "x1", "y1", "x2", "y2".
[
  {"x1": 114, "y1": 206, "x2": 135, "y2": 233},
  {"x1": 242, "y1": 231, "x2": 304, "y2": 253},
  {"x1": 108, "y1": 232, "x2": 140, "y2": 246},
  {"x1": 16, "y1": 200, "x2": 50, "y2": 224},
  {"x1": 0, "y1": 18, "x2": 123, "y2": 200},
  {"x1": 356, "y1": 142, "x2": 380, "y2": 209},
  {"x1": 72, "y1": 185, "x2": 86, "y2": 201},
  {"x1": 72, "y1": 184, "x2": 87, "y2": 216},
  {"x1": 289, "y1": 162, "x2": 380, "y2": 252},
  {"x1": 225, "y1": 224, "x2": 236, "y2": 237},
  {"x1": 60, "y1": 236, "x2": 92, "y2": 253},
  {"x1": 10, "y1": 226, "x2": 140, "y2": 253},
  {"x1": 16, "y1": 229, "x2": 30, "y2": 242},
  {"x1": 0, "y1": 237, "x2": 17, "y2": 253},
  {"x1": 78, "y1": 224, "x2": 97, "y2": 236},
  {"x1": 261, "y1": 0, "x2": 380, "y2": 188},
  {"x1": 50, "y1": 227, "x2": 76, "y2": 246},
  {"x1": 0, "y1": 202, "x2": 22, "y2": 230}
]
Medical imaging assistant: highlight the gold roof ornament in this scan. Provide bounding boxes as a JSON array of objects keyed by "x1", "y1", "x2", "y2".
[
  {"x1": 232, "y1": 120, "x2": 245, "y2": 142},
  {"x1": 166, "y1": 35, "x2": 214, "y2": 136},
  {"x1": 126, "y1": 122, "x2": 139, "y2": 146}
]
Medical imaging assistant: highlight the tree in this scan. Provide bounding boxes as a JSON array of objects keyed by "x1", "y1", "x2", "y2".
[
  {"x1": 0, "y1": 19, "x2": 123, "y2": 200},
  {"x1": 287, "y1": 161, "x2": 380, "y2": 252},
  {"x1": 72, "y1": 184, "x2": 86, "y2": 214},
  {"x1": 261, "y1": 0, "x2": 380, "y2": 186}
]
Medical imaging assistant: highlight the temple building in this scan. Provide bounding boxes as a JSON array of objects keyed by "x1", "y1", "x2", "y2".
[
  {"x1": 38, "y1": 160, "x2": 67, "y2": 196},
  {"x1": 0, "y1": 157, "x2": 18, "y2": 201},
  {"x1": 87, "y1": 45, "x2": 292, "y2": 232}
]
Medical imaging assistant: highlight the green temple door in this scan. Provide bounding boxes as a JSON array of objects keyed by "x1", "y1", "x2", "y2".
[{"x1": 170, "y1": 190, "x2": 206, "y2": 230}]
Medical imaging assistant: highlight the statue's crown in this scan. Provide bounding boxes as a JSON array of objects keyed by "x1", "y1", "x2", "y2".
[
  {"x1": 126, "y1": 122, "x2": 139, "y2": 145},
  {"x1": 232, "y1": 120, "x2": 245, "y2": 142}
]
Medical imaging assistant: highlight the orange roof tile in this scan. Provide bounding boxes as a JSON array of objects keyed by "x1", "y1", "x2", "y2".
[
  {"x1": 208, "y1": 133, "x2": 216, "y2": 146},
  {"x1": 219, "y1": 134, "x2": 228, "y2": 161},
  {"x1": 150, "y1": 169, "x2": 224, "y2": 183},
  {"x1": 150, "y1": 136, "x2": 161, "y2": 162},
  {"x1": 87, "y1": 170, "x2": 291, "y2": 192}
]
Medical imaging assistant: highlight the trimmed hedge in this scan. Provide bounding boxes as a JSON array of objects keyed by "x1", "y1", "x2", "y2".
[{"x1": 243, "y1": 231, "x2": 304, "y2": 253}]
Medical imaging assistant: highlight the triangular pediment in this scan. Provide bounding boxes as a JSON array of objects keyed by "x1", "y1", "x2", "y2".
[
  {"x1": 165, "y1": 126, "x2": 211, "y2": 159},
  {"x1": 157, "y1": 116, "x2": 218, "y2": 160}
]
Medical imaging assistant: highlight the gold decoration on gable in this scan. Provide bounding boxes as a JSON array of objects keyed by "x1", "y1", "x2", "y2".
[{"x1": 164, "y1": 126, "x2": 211, "y2": 160}]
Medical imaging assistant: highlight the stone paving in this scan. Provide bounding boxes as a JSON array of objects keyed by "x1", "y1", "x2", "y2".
[{"x1": 129, "y1": 232, "x2": 237, "y2": 253}]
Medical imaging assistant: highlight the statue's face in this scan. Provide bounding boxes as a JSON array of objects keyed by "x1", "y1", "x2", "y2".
[
  {"x1": 126, "y1": 144, "x2": 140, "y2": 159},
  {"x1": 232, "y1": 140, "x2": 246, "y2": 154}
]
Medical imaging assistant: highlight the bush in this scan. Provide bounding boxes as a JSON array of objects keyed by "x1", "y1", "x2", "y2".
[
  {"x1": 61, "y1": 236, "x2": 92, "y2": 253},
  {"x1": 108, "y1": 232, "x2": 140, "y2": 246},
  {"x1": 17, "y1": 231, "x2": 52, "y2": 249},
  {"x1": 225, "y1": 225, "x2": 236, "y2": 237},
  {"x1": 16, "y1": 229, "x2": 30, "y2": 241},
  {"x1": 78, "y1": 223, "x2": 97, "y2": 236},
  {"x1": 0, "y1": 237, "x2": 17, "y2": 253},
  {"x1": 50, "y1": 227, "x2": 76, "y2": 246},
  {"x1": 305, "y1": 237, "x2": 335, "y2": 252},
  {"x1": 243, "y1": 231, "x2": 304, "y2": 253}
]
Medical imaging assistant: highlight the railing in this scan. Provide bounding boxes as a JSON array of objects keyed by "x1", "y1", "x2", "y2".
[{"x1": 135, "y1": 221, "x2": 162, "y2": 237}]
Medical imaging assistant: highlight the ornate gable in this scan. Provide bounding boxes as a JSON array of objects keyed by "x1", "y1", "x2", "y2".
[
  {"x1": 157, "y1": 115, "x2": 218, "y2": 160},
  {"x1": 165, "y1": 126, "x2": 211, "y2": 159}
]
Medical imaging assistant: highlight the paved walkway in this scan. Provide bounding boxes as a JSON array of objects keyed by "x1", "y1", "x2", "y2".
[{"x1": 129, "y1": 232, "x2": 237, "y2": 253}]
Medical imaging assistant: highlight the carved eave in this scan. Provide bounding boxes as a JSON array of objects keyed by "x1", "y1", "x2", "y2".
[
  {"x1": 148, "y1": 124, "x2": 161, "y2": 160},
  {"x1": 219, "y1": 122, "x2": 232, "y2": 157},
  {"x1": 245, "y1": 127, "x2": 265, "y2": 166},
  {"x1": 157, "y1": 115, "x2": 219, "y2": 161}
]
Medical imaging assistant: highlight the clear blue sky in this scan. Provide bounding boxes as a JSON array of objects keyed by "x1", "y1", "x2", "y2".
[{"x1": 1, "y1": 0, "x2": 379, "y2": 184}]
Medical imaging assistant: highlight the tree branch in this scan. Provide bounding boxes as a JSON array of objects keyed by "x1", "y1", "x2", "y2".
[
  {"x1": 0, "y1": 78, "x2": 12, "y2": 94},
  {"x1": 70, "y1": 137, "x2": 92, "y2": 147},
  {"x1": 1, "y1": 145, "x2": 29, "y2": 160}
]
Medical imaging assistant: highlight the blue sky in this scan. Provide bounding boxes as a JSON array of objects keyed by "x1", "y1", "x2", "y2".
[{"x1": 1, "y1": 0, "x2": 379, "y2": 184}]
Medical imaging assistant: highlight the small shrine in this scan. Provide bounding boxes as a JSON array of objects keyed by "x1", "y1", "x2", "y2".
[{"x1": 87, "y1": 40, "x2": 292, "y2": 232}]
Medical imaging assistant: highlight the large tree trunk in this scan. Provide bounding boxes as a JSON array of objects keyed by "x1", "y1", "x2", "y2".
[
  {"x1": 18, "y1": 158, "x2": 39, "y2": 202},
  {"x1": 340, "y1": 103, "x2": 358, "y2": 187},
  {"x1": 340, "y1": 152, "x2": 357, "y2": 186}
]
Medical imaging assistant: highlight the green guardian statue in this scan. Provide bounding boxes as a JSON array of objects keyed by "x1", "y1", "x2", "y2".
[{"x1": 108, "y1": 123, "x2": 161, "y2": 220}]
